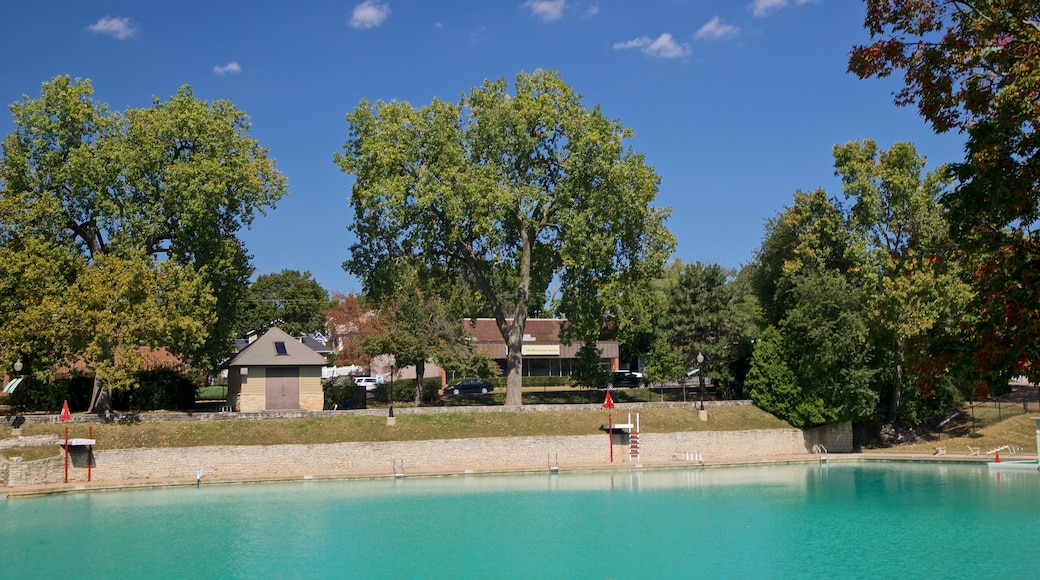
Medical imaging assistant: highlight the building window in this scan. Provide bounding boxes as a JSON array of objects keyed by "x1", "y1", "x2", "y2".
[{"x1": 274, "y1": 341, "x2": 288, "y2": 356}]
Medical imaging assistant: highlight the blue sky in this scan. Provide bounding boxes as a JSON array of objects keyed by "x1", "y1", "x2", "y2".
[{"x1": 0, "y1": 1, "x2": 965, "y2": 294}]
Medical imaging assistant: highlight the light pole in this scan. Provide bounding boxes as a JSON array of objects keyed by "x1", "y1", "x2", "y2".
[
  {"x1": 696, "y1": 352, "x2": 705, "y2": 411},
  {"x1": 386, "y1": 355, "x2": 396, "y2": 426},
  {"x1": 13, "y1": 357, "x2": 23, "y2": 416}
]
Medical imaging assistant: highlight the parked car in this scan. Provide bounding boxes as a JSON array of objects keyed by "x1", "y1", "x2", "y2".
[
  {"x1": 610, "y1": 371, "x2": 641, "y2": 389},
  {"x1": 443, "y1": 378, "x2": 494, "y2": 395},
  {"x1": 354, "y1": 376, "x2": 382, "y2": 391}
]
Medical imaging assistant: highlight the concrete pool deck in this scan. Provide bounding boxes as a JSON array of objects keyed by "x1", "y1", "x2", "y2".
[
  {"x1": 5, "y1": 410, "x2": 1038, "y2": 498},
  {"x1": 3, "y1": 443, "x2": 1025, "y2": 499}
]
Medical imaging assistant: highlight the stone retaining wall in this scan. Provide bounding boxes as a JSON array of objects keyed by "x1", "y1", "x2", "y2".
[{"x1": 2, "y1": 422, "x2": 851, "y2": 488}]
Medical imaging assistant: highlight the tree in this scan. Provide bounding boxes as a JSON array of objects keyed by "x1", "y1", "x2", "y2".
[
  {"x1": 849, "y1": 0, "x2": 1040, "y2": 383},
  {"x1": 326, "y1": 292, "x2": 379, "y2": 369},
  {"x1": 833, "y1": 139, "x2": 970, "y2": 421},
  {"x1": 0, "y1": 236, "x2": 79, "y2": 385},
  {"x1": 748, "y1": 141, "x2": 970, "y2": 428},
  {"x1": 63, "y1": 255, "x2": 214, "y2": 410},
  {"x1": 571, "y1": 338, "x2": 610, "y2": 389},
  {"x1": 362, "y1": 289, "x2": 468, "y2": 406},
  {"x1": 336, "y1": 69, "x2": 674, "y2": 405},
  {"x1": 240, "y1": 270, "x2": 333, "y2": 337},
  {"x1": 0, "y1": 76, "x2": 287, "y2": 388},
  {"x1": 750, "y1": 188, "x2": 856, "y2": 327},
  {"x1": 747, "y1": 188, "x2": 872, "y2": 426},
  {"x1": 659, "y1": 262, "x2": 746, "y2": 394},
  {"x1": 746, "y1": 269, "x2": 879, "y2": 429},
  {"x1": 744, "y1": 327, "x2": 800, "y2": 425},
  {"x1": 643, "y1": 335, "x2": 686, "y2": 387}
]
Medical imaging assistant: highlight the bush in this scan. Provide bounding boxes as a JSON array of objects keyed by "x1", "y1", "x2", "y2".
[
  {"x1": 519, "y1": 376, "x2": 571, "y2": 388},
  {"x1": 17, "y1": 375, "x2": 93, "y2": 413},
  {"x1": 323, "y1": 378, "x2": 369, "y2": 410},
  {"x1": 112, "y1": 368, "x2": 199, "y2": 411},
  {"x1": 384, "y1": 377, "x2": 442, "y2": 405}
]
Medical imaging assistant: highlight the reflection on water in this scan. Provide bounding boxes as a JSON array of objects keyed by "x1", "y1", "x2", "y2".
[{"x1": 3, "y1": 462, "x2": 1037, "y2": 578}]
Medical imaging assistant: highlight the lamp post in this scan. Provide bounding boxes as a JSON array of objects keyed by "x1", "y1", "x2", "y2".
[
  {"x1": 386, "y1": 355, "x2": 396, "y2": 426},
  {"x1": 13, "y1": 357, "x2": 23, "y2": 416},
  {"x1": 696, "y1": 352, "x2": 705, "y2": 411}
]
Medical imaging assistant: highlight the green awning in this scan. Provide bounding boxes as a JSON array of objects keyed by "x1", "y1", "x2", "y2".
[{"x1": 3, "y1": 376, "x2": 24, "y2": 394}]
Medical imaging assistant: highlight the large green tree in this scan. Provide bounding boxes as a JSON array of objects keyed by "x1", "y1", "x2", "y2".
[
  {"x1": 834, "y1": 139, "x2": 971, "y2": 421},
  {"x1": 240, "y1": 269, "x2": 333, "y2": 338},
  {"x1": 748, "y1": 141, "x2": 970, "y2": 428},
  {"x1": 64, "y1": 254, "x2": 214, "y2": 409},
  {"x1": 850, "y1": 0, "x2": 1040, "y2": 383},
  {"x1": 336, "y1": 69, "x2": 674, "y2": 405},
  {"x1": 0, "y1": 76, "x2": 287, "y2": 395},
  {"x1": 747, "y1": 270, "x2": 878, "y2": 428},
  {"x1": 750, "y1": 188, "x2": 857, "y2": 327},
  {"x1": 659, "y1": 262, "x2": 747, "y2": 395}
]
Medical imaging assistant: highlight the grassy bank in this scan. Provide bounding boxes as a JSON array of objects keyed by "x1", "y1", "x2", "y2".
[
  {"x1": 874, "y1": 403, "x2": 1038, "y2": 457},
  {"x1": 3, "y1": 401, "x2": 1035, "y2": 463}
]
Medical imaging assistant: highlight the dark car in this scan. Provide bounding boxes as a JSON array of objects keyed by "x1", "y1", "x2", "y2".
[
  {"x1": 443, "y1": 378, "x2": 494, "y2": 395},
  {"x1": 610, "y1": 371, "x2": 641, "y2": 389}
]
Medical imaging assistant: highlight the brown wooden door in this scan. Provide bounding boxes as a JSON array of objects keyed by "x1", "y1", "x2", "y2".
[{"x1": 265, "y1": 367, "x2": 300, "y2": 410}]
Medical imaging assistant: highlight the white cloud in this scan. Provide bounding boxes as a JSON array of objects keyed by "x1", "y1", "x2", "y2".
[
  {"x1": 213, "y1": 62, "x2": 242, "y2": 75},
  {"x1": 350, "y1": 1, "x2": 391, "y2": 29},
  {"x1": 695, "y1": 17, "x2": 740, "y2": 40},
  {"x1": 751, "y1": 0, "x2": 816, "y2": 18},
  {"x1": 525, "y1": 0, "x2": 565, "y2": 22},
  {"x1": 87, "y1": 16, "x2": 137, "y2": 40},
  {"x1": 613, "y1": 33, "x2": 690, "y2": 59},
  {"x1": 585, "y1": 4, "x2": 600, "y2": 17}
]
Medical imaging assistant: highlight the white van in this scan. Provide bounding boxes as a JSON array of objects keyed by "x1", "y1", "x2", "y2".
[{"x1": 354, "y1": 376, "x2": 382, "y2": 391}]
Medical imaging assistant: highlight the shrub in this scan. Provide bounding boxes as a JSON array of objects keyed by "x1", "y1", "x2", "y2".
[{"x1": 112, "y1": 368, "x2": 199, "y2": 411}]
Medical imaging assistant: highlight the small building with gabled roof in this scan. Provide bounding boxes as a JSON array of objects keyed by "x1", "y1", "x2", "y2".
[{"x1": 222, "y1": 327, "x2": 329, "y2": 412}]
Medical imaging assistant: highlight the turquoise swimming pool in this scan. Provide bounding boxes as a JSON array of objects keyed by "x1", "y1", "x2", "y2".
[{"x1": 2, "y1": 462, "x2": 1036, "y2": 578}]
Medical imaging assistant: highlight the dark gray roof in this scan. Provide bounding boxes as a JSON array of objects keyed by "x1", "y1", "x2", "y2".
[
  {"x1": 223, "y1": 327, "x2": 329, "y2": 368},
  {"x1": 299, "y1": 334, "x2": 333, "y2": 355}
]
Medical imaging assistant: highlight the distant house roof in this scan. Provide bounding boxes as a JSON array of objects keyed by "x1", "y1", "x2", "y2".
[
  {"x1": 223, "y1": 327, "x2": 329, "y2": 368},
  {"x1": 299, "y1": 334, "x2": 333, "y2": 356},
  {"x1": 465, "y1": 318, "x2": 565, "y2": 342},
  {"x1": 56, "y1": 346, "x2": 186, "y2": 380}
]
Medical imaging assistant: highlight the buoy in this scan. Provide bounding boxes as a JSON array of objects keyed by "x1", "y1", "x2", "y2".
[{"x1": 995, "y1": 451, "x2": 1000, "y2": 463}]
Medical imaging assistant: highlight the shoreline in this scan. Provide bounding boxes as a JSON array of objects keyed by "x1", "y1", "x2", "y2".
[{"x1": 2, "y1": 451, "x2": 1013, "y2": 500}]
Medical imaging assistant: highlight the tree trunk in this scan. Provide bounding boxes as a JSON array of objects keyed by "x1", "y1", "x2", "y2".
[
  {"x1": 88, "y1": 377, "x2": 101, "y2": 413},
  {"x1": 88, "y1": 376, "x2": 111, "y2": 415},
  {"x1": 504, "y1": 320, "x2": 524, "y2": 407},
  {"x1": 413, "y1": 365, "x2": 425, "y2": 407},
  {"x1": 888, "y1": 358, "x2": 903, "y2": 424}
]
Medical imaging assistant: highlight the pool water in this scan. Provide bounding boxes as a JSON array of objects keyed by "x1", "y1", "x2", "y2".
[{"x1": 3, "y1": 462, "x2": 1037, "y2": 578}]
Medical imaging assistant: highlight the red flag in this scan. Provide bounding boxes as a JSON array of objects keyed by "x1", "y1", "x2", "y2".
[
  {"x1": 602, "y1": 392, "x2": 615, "y2": 409},
  {"x1": 59, "y1": 400, "x2": 71, "y2": 421}
]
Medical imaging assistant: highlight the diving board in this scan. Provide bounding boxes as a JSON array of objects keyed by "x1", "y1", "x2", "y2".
[{"x1": 59, "y1": 439, "x2": 96, "y2": 447}]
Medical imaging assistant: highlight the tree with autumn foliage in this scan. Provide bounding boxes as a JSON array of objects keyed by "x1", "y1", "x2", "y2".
[
  {"x1": 850, "y1": 0, "x2": 1040, "y2": 385},
  {"x1": 326, "y1": 292, "x2": 380, "y2": 370}
]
